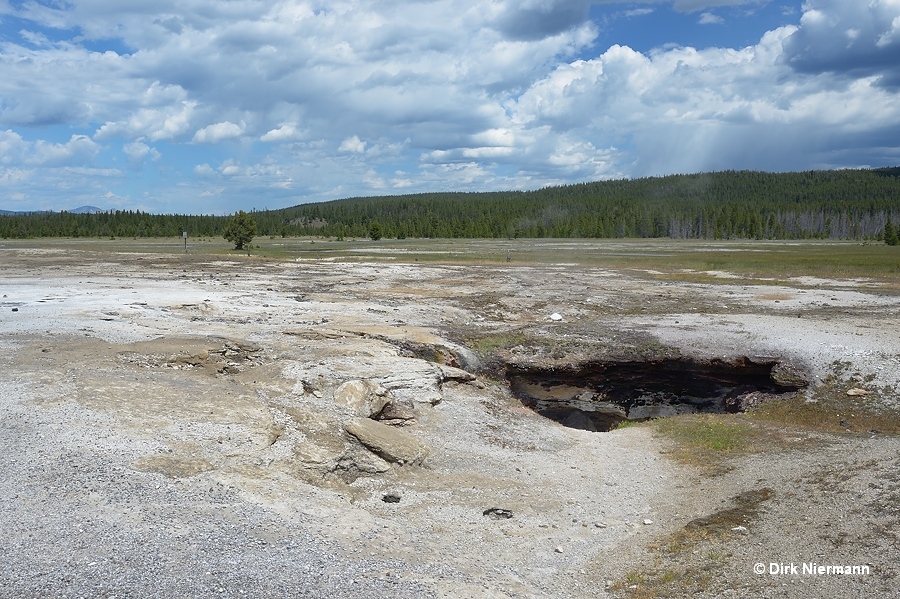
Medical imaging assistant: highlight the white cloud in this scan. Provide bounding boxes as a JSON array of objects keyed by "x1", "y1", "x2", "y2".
[
  {"x1": 699, "y1": 12, "x2": 724, "y2": 25},
  {"x1": 123, "y1": 141, "x2": 161, "y2": 169},
  {"x1": 192, "y1": 121, "x2": 244, "y2": 144},
  {"x1": 0, "y1": 0, "x2": 898, "y2": 213},
  {"x1": 338, "y1": 135, "x2": 367, "y2": 153},
  {"x1": 877, "y1": 15, "x2": 900, "y2": 47},
  {"x1": 508, "y1": 21, "x2": 900, "y2": 175},
  {"x1": 261, "y1": 124, "x2": 304, "y2": 142},
  {"x1": 0, "y1": 130, "x2": 29, "y2": 165},
  {"x1": 219, "y1": 161, "x2": 243, "y2": 176},
  {"x1": 782, "y1": 0, "x2": 900, "y2": 85},
  {"x1": 24, "y1": 135, "x2": 100, "y2": 167},
  {"x1": 194, "y1": 163, "x2": 216, "y2": 177}
]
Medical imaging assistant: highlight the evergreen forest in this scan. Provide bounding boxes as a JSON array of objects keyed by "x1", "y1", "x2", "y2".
[{"x1": 2, "y1": 168, "x2": 899, "y2": 241}]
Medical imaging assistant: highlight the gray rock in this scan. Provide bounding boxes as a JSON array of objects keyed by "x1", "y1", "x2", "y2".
[
  {"x1": 377, "y1": 362, "x2": 444, "y2": 405},
  {"x1": 770, "y1": 361, "x2": 809, "y2": 388},
  {"x1": 335, "y1": 445, "x2": 392, "y2": 475},
  {"x1": 334, "y1": 379, "x2": 391, "y2": 417},
  {"x1": 437, "y1": 364, "x2": 476, "y2": 383},
  {"x1": 344, "y1": 418, "x2": 430, "y2": 466},
  {"x1": 376, "y1": 398, "x2": 417, "y2": 423}
]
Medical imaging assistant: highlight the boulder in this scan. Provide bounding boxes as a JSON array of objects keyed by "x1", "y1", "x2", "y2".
[
  {"x1": 333, "y1": 379, "x2": 391, "y2": 417},
  {"x1": 375, "y1": 398, "x2": 417, "y2": 424},
  {"x1": 377, "y1": 362, "x2": 444, "y2": 405},
  {"x1": 770, "y1": 362, "x2": 808, "y2": 388},
  {"x1": 437, "y1": 364, "x2": 477, "y2": 383},
  {"x1": 344, "y1": 418, "x2": 430, "y2": 466},
  {"x1": 335, "y1": 445, "x2": 392, "y2": 475}
]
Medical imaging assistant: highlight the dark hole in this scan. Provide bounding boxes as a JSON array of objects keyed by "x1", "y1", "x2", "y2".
[{"x1": 506, "y1": 357, "x2": 806, "y2": 432}]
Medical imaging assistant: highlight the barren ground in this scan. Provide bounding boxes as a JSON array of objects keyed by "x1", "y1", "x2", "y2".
[{"x1": 1, "y1": 240, "x2": 898, "y2": 598}]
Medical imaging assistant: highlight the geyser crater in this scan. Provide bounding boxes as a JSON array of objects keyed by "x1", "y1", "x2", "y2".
[{"x1": 506, "y1": 357, "x2": 808, "y2": 432}]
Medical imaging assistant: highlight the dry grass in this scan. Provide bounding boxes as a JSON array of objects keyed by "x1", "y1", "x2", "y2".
[
  {"x1": 750, "y1": 362, "x2": 900, "y2": 435},
  {"x1": 645, "y1": 413, "x2": 808, "y2": 474},
  {"x1": 6, "y1": 238, "x2": 899, "y2": 285}
]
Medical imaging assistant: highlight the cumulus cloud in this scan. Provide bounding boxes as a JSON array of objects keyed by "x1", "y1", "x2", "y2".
[
  {"x1": 782, "y1": 0, "x2": 900, "y2": 86},
  {"x1": 261, "y1": 124, "x2": 303, "y2": 142},
  {"x1": 219, "y1": 161, "x2": 242, "y2": 176},
  {"x1": 487, "y1": 0, "x2": 593, "y2": 41},
  {"x1": 338, "y1": 135, "x2": 367, "y2": 153},
  {"x1": 192, "y1": 121, "x2": 244, "y2": 144},
  {"x1": 123, "y1": 141, "x2": 161, "y2": 170},
  {"x1": 194, "y1": 163, "x2": 216, "y2": 177},
  {"x1": 0, "y1": 130, "x2": 29, "y2": 165},
  {"x1": 508, "y1": 22, "x2": 900, "y2": 175},
  {"x1": 0, "y1": 0, "x2": 898, "y2": 213},
  {"x1": 95, "y1": 98, "x2": 197, "y2": 142},
  {"x1": 699, "y1": 12, "x2": 724, "y2": 25},
  {"x1": 20, "y1": 135, "x2": 100, "y2": 167}
]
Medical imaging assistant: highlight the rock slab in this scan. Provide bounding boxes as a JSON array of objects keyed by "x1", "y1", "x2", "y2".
[{"x1": 344, "y1": 418, "x2": 430, "y2": 466}]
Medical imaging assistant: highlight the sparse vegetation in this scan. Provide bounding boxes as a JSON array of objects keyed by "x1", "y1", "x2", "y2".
[
  {"x1": 644, "y1": 414, "x2": 777, "y2": 474},
  {"x1": 612, "y1": 489, "x2": 775, "y2": 598}
]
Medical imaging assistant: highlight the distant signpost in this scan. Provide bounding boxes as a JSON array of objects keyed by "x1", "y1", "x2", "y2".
[{"x1": 183, "y1": 231, "x2": 187, "y2": 253}]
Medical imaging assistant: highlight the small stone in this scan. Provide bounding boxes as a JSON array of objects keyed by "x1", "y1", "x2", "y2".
[
  {"x1": 643, "y1": 519, "x2": 653, "y2": 525},
  {"x1": 846, "y1": 387, "x2": 869, "y2": 396},
  {"x1": 483, "y1": 507, "x2": 513, "y2": 520},
  {"x1": 731, "y1": 525, "x2": 748, "y2": 534},
  {"x1": 382, "y1": 493, "x2": 401, "y2": 504},
  {"x1": 555, "y1": 546, "x2": 564, "y2": 553},
  {"x1": 549, "y1": 313, "x2": 563, "y2": 321},
  {"x1": 11, "y1": 308, "x2": 18, "y2": 312}
]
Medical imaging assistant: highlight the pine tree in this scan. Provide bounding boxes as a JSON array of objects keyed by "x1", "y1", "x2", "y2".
[
  {"x1": 885, "y1": 218, "x2": 899, "y2": 246},
  {"x1": 223, "y1": 210, "x2": 257, "y2": 250},
  {"x1": 369, "y1": 220, "x2": 383, "y2": 241}
]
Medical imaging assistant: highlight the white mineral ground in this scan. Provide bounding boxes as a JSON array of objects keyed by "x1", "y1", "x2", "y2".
[{"x1": 1, "y1": 246, "x2": 898, "y2": 598}]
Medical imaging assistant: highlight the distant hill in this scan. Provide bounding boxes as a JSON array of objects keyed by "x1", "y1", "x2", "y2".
[
  {"x1": 0, "y1": 209, "x2": 52, "y2": 216},
  {"x1": 259, "y1": 167, "x2": 900, "y2": 240},
  {"x1": 1, "y1": 168, "x2": 898, "y2": 240},
  {"x1": 0, "y1": 206, "x2": 104, "y2": 215}
]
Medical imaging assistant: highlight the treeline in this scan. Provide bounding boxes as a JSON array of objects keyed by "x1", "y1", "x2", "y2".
[
  {"x1": 0, "y1": 209, "x2": 227, "y2": 239},
  {"x1": 2, "y1": 168, "x2": 899, "y2": 240}
]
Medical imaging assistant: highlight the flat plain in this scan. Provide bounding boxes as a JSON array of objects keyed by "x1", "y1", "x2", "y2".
[{"x1": 1, "y1": 237, "x2": 898, "y2": 598}]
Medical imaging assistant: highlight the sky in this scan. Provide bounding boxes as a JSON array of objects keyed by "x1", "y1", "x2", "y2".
[{"x1": 1, "y1": 1, "x2": 900, "y2": 215}]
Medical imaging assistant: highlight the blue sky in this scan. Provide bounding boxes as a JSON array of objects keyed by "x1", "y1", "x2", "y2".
[{"x1": 2, "y1": 1, "x2": 900, "y2": 215}]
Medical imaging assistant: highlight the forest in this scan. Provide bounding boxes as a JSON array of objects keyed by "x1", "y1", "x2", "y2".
[{"x1": 2, "y1": 168, "x2": 899, "y2": 241}]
